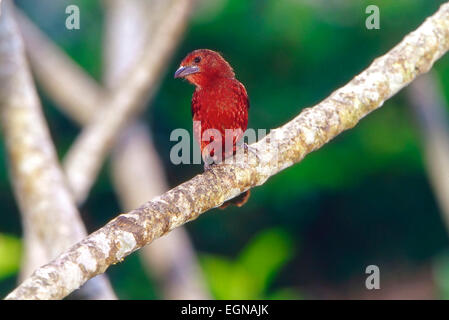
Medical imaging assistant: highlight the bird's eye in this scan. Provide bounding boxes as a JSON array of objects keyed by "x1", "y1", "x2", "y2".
[{"x1": 194, "y1": 56, "x2": 201, "y2": 63}]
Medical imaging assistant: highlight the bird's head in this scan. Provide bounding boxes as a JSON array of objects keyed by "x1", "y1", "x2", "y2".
[{"x1": 174, "y1": 49, "x2": 235, "y2": 87}]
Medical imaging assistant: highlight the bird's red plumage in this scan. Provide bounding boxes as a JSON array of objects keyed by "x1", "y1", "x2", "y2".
[
  {"x1": 175, "y1": 49, "x2": 250, "y2": 208},
  {"x1": 192, "y1": 77, "x2": 249, "y2": 160},
  {"x1": 176, "y1": 49, "x2": 249, "y2": 161}
]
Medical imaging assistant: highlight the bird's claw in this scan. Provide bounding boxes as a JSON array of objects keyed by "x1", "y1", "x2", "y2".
[
  {"x1": 203, "y1": 161, "x2": 215, "y2": 171},
  {"x1": 203, "y1": 161, "x2": 220, "y2": 179},
  {"x1": 243, "y1": 143, "x2": 260, "y2": 163}
]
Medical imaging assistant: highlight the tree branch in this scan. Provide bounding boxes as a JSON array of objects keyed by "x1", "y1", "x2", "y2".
[
  {"x1": 104, "y1": 0, "x2": 210, "y2": 299},
  {"x1": 6, "y1": 1, "x2": 449, "y2": 300},
  {"x1": 63, "y1": 0, "x2": 192, "y2": 204},
  {"x1": 19, "y1": 0, "x2": 208, "y2": 300},
  {"x1": 18, "y1": 1, "x2": 209, "y2": 299},
  {"x1": 15, "y1": 10, "x2": 105, "y2": 124},
  {"x1": 112, "y1": 123, "x2": 211, "y2": 299},
  {"x1": 0, "y1": 0, "x2": 116, "y2": 299}
]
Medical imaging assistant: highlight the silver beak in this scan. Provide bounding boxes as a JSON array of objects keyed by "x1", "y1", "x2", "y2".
[{"x1": 174, "y1": 65, "x2": 200, "y2": 78}]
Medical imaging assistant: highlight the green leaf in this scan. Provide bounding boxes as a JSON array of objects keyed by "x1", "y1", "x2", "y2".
[
  {"x1": 0, "y1": 233, "x2": 21, "y2": 279},
  {"x1": 227, "y1": 264, "x2": 260, "y2": 299},
  {"x1": 201, "y1": 254, "x2": 262, "y2": 299},
  {"x1": 200, "y1": 228, "x2": 295, "y2": 299},
  {"x1": 238, "y1": 228, "x2": 294, "y2": 293},
  {"x1": 200, "y1": 254, "x2": 235, "y2": 299},
  {"x1": 268, "y1": 287, "x2": 303, "y2": 300}
]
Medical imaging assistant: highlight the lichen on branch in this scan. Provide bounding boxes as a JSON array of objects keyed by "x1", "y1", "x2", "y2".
[
  {"x1": 6, "y1": 1, "x2": 449, "y2": 300},
  {"x1": 0, "y1": 0, "x2": 115, "y2": 299}
]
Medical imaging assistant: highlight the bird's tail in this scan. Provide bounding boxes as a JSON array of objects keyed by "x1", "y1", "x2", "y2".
[{"x1": 219, "y1": 190, "x2": 251, "y2": 210}]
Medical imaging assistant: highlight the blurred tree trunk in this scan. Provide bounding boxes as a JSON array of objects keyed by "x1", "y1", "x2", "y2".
[
  {"x1": 6, "y1": 0, "x2": 449, "y2": 301},
  {"x1": 104, "y1": 0, "x2": 210, "y2": 299},
  {"x1": 0, "y1": 0, "x2": 116, "y2": 300},
  {"x1": 408, "y1": 73, "x2": 449, "y2": 231}
]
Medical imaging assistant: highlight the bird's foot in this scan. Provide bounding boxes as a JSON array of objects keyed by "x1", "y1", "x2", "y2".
[
  {"x1": 203, "y1": 161, "x2": 215, "y2": 171},
  {"x1": 203, "y1": 161, "x2": 220, "y2": 176},
  {"x1": 243, "y1": 143, "x2": 260, "y2": 163},
  {"x1": 204, "y1": 161, "x2": 223, "y2": 180}
]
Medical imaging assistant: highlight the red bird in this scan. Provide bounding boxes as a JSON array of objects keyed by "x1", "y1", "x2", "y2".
[{"x1": 174, "y1": 49, "x2": 250, "y2": 208}]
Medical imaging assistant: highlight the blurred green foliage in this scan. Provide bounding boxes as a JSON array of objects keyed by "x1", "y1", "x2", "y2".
[
  {"x1": 1, "y1": 0, "x2": 449, "y2": 298},
  {"x1": 0, "y1": 234, "x2": 21, "y2": 280},
  {"x1": 201, "y1": 228, "x2": 300, "y2": 299}
]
